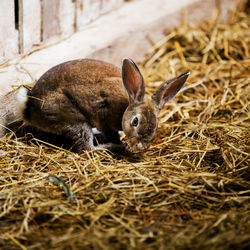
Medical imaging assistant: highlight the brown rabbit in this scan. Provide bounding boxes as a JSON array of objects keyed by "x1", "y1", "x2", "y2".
[{"x1": 17, "y1": 58, "x2": 189, "y2": 152}]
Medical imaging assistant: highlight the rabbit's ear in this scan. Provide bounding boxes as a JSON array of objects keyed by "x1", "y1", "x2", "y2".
[
  {"x1": 152, "y1": 72, "x2": 190, "y2": 110},
  {"x1": 122, "y1": 58, "x2": 145, "y2": 102}
]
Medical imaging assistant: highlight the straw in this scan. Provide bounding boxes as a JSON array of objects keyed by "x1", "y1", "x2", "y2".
[{"x1": 0, "y1": 2, "x2": 249, "y2": 249}]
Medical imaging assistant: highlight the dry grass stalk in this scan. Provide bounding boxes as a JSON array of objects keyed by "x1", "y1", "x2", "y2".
[{"x1": 0, "y1": 2, "x2": 249, "y2": 249}]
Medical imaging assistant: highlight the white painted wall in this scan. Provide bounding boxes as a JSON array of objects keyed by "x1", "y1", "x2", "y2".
[{"x1": 0, "y1": 0, "x2": 236, "y2": 95}]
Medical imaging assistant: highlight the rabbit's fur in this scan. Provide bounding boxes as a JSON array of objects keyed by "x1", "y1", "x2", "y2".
[{"x1": 15, "y1": 58, "x2": 189, "y2": 153}]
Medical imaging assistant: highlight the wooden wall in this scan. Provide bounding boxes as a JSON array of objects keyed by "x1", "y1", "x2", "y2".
[{"x1": 0, "y1": 0, "x2": 128, "y2": 63}]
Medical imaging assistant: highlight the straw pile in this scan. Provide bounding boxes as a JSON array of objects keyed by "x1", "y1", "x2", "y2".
[{"x1": 0, "y1": 2, "x2": 249, "y2": 249}]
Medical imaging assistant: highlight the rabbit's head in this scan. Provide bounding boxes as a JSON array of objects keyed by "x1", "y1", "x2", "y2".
[{"x1": 122, "y1": 58, "x2": 190, "y2": 152}]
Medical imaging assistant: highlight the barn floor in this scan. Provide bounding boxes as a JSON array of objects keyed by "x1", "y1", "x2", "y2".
[{"x1": 0, "y1": 2, "x2": 249, "y2": 250}]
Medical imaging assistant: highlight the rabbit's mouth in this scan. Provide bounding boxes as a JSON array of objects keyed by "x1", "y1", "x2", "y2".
[{"x1": 124, "y1": 137, "x2": 150, "y2": 153}]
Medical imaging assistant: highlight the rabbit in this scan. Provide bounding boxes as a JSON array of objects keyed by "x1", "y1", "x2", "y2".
[{"x1": 16, "y1": 58, "x2": 190, "y2": 153}]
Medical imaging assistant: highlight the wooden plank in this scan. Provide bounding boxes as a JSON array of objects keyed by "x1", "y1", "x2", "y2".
[
  {"x1": 0, "y1": 0, "x2": 18, "y2": 63},
  {"x1": 42, "y1": 0, "x2": 75, "y2": 42},
  {"x1": 76, "y1": 0, "x2": 102, "y2": 30},
  {"x1": 42, "y1": 0, "x2": 61, "y2": 41},
  {"x1": 58, "y1": 0, "x2": 75, "y2": 37},
  {"x1": 19, "y1": 0, "x2": 41, "y2": 54}
]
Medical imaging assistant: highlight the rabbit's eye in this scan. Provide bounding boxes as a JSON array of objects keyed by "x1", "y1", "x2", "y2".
[{"x1": 131, "y1": 117, "x2": 139, "y2": 127}]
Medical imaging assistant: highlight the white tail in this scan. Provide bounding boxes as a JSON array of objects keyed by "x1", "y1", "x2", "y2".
[
  {"x1": 17, "y1": 87, "x2": 28, "y2": 118},
  {"x1": 0, "y1": 87, "x2": 28, "y2": 137}
]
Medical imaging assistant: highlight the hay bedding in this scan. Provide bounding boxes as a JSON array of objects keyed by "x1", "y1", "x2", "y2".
[{"x1": 0, "y1": 2, "x2": 249, "y2": 250}]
